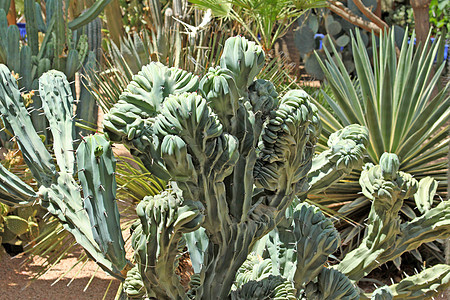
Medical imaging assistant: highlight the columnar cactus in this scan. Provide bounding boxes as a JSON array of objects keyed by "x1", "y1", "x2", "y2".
[
  {"x1": 103, "y1": 36, "x2": 369, "y2": 299},
  {"x1": 0, "y1": 64, "x2": 126, "y2": 278},
  {"x1": 0, "y1": 0, "x2": 105, "y2": 143}
]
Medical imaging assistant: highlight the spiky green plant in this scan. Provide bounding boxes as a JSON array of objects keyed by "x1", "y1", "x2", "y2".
[
  {"x1": 309, "y1": 27, "x2": 449, "y2": 252},
  {"x1": 314, "y1": 27, "x2": 449, "y2": 189},
  {"x1": 189, "y1": 0, "x2": 327, "y2": 50},
  {"x1": 1, "y1": 35, "x2": 449, "y2": 299},
  {"x1": 0, "y1": 0, "x2": 106, "y2": 142},
  {"x1": 102, "y1": 35, "x2": 369, "y2": 299},
  {"x1": 238, "y1": 153, "x2": 450, "y2": 299},
  {"x1": 0, "y1": 64, "x2": 126, "y2": 278}
]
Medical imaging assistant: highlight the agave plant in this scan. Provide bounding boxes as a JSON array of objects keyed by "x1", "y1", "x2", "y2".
[
  {"x1": 315, "y1": 28, "x2": 449, "y2": 184},
  {"x1": 309, "y1": 27, "x2": 449, "y2": 236}
]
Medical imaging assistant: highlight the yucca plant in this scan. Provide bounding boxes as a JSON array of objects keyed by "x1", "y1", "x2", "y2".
[
  {"x1": 309, "y1": 27, "x2": 449, "y2": 261},
  {"x1": 316, "y1": 27, "x2": 449, "y2": 182}
]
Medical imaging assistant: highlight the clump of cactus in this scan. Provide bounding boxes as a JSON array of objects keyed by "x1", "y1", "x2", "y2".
[
  {"x1": 1, "y1": 35, "x2": 449, "y2": 299},
  {"x1": 294, "y1": 9, "x2": 356, "y2": 79},
  {"x1": 103, "y1": 35, "x2": 369, "y2": 299},
  {"x1": 242, "y1": 152, "x2": 450, "y2": 299},
  {"x1": 0, "y1": 64, "x2": 126, "y2": 278},
  {"x1": 0, "y1": 0, "x2": 105, "y2": 142}
]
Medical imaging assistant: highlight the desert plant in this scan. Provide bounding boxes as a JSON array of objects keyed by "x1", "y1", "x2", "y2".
[
  {"x1": 1, "y1": 35, "x2": 449, "y2": 299},
  {"x1": 237, "y1": 152, "x2": 450, "y2": 299},
  {"x1": 0, "y1": 0, "x2": 106, "y2": 142},
  {"x1": 102, "y1": 35, "x2": 371, "y2": 299},
  {"x1": 309, "y1": 27, "x2": 449, "y2": 239},
  {"x1": 0, "y1": 34, "x2": 367, "y2": 297},
  {"x1": 0, "y1": 64, "x2": 127, "y2": 278},
  {"x1": 189, "y1": 0, "x2": 327, "y2": 50}
]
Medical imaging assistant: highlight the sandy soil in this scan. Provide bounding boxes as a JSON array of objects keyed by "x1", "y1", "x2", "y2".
[{"x1": 0, "y1": 250, "x2": 121, "y2": 300}]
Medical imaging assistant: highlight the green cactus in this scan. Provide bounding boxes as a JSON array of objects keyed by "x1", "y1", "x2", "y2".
[
  {"x1": 103, "y1": 35, "x2": 370, "y2": 299},
  {"x1": 307, "y1": 124, "x2": 369, "y2": 194},
  {"x1": 2, "y1": 34, "x2": 448, "y2": 299},
  {"x1": 124, "y1": 264, "x2": 146, "y2": 299},
  {"x1": 371, "y1": 286, "x2": 393, "y2": 300},
  {"x1": 131, "y1": 189, "x2": 204, "y2": 299},
  {"x1": 0, "y1": 0, "x2": 106, "y2": 144},
  {"x1": 414, "y1": 176, "x2": 438, "y2": 214},
  {"x1": 336, "y1": 153, "x2": 450, "y2": 284},
  {"x1": 0, "y1": 162, "x2": 38, "y2": 206},
  {"x1": 294, "y1": 8, "x2": 371, "y2": 79},
  {"x1": 0, "y1": 64, "x2": 126, "y2": 278},
  {"x1": 231, "y1": 275, "x2": 297, "y2": 300}
]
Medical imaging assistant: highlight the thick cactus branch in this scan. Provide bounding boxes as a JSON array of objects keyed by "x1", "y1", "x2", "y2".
[
  {"x1": 76, "y1": 135, "x2": 126, "y2": 271},
  {"x1": 39, "y1": 70, "x2": 75, "y2": 175},
  {"x1": 386, "y1": 264, "x2": 450, "y2": 299},
  {"x1": 0, "y1": 64, "x2": 56, "y2": 186},
  {"x1": 131, "y1": 189, "x2": 203, "y2": 299},
  {"x1": 308, "y1": 124, "x2": 369, "y2": 194},
  {"x1": 231, "y1": 275, "x2": 296, "y2": 300},
  {"x1": 303, "y1": 267, "x2": 359, "y2": 300},
  {"x1": 0, "y1": 65, "x2": 126, "y2": 279},
  {"x1": 0, "y1": 163, "x2": 38, "y2": 206},
  {"x1": 336, "y1": 153, "x2": 448, "y2": 281}
]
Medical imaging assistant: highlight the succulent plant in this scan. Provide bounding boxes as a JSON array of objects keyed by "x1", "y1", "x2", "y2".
[
  {"x1": 1, "y1": 35, "x2": 448, "y2": 299},
  {"x1": 0, "y1": 0, "x2": 105, "y2": 143},
  {"x1": 103, "y1": 35, "x2": 369, "y2": 299},
  {"x1": 335, "y1": 153, "x2": 450, "y2": 282},
  {"x1": 0, "y1": 64, "x2": 126, "y2": 278},
  {"x1": 293, "y1": 4, "x2": 405, "y2": 79}
]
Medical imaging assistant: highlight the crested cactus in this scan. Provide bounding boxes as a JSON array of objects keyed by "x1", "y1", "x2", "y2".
[
  {"x1": 1, "y1": 34, "x2": 448, "y2": 299},
  {"x1": 0, "y1": 64, "x2": 126, "y2": 278},
  {"x1": 105, "y1": 35, "x2": 369, "y2": 299},
  {"x1": 335, "y1": 153, "x2": 449, "y2": 281}
]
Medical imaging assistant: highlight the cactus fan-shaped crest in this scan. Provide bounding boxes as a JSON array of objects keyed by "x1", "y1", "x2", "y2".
[{"x1": 102, "y1": 35, "x2": 372, "y2": 299}]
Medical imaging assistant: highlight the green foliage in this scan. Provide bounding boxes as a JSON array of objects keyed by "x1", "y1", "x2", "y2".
[
  {"x1": 2, "y1": 34, "x2": 448, "y2": 300},
  {"x1": 0, "y1": 0, "x2": 105, "y2": 142},
  {"x1": 311, "y1": 27, "x2": 449, "y2": 243},
  {"x1": 239, "y1": 153, "x2": 449, "y2": 299},
  {"x1": 293, "y1": 0, "x2": 391, "y2": 80},
  {"x1": 429, "y1": 0, "x2": 450, "y2": 38},
  {"x1": 190, "y1": 0, "x2": 327, "y2": 50},
  {"x1": 294, "y1": 9, "x2": 359, "y2": 79},
  {"x1": 335, "y1": 154, "x2": 450, "y2": 289},
  {"x1": 0, "y1": 203, "x2": 39, "y2": 246}
]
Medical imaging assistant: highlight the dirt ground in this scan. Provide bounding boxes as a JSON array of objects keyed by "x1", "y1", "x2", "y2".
[{"x1": 0, "y1": 250, "x2": 121, "y2": 300}]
